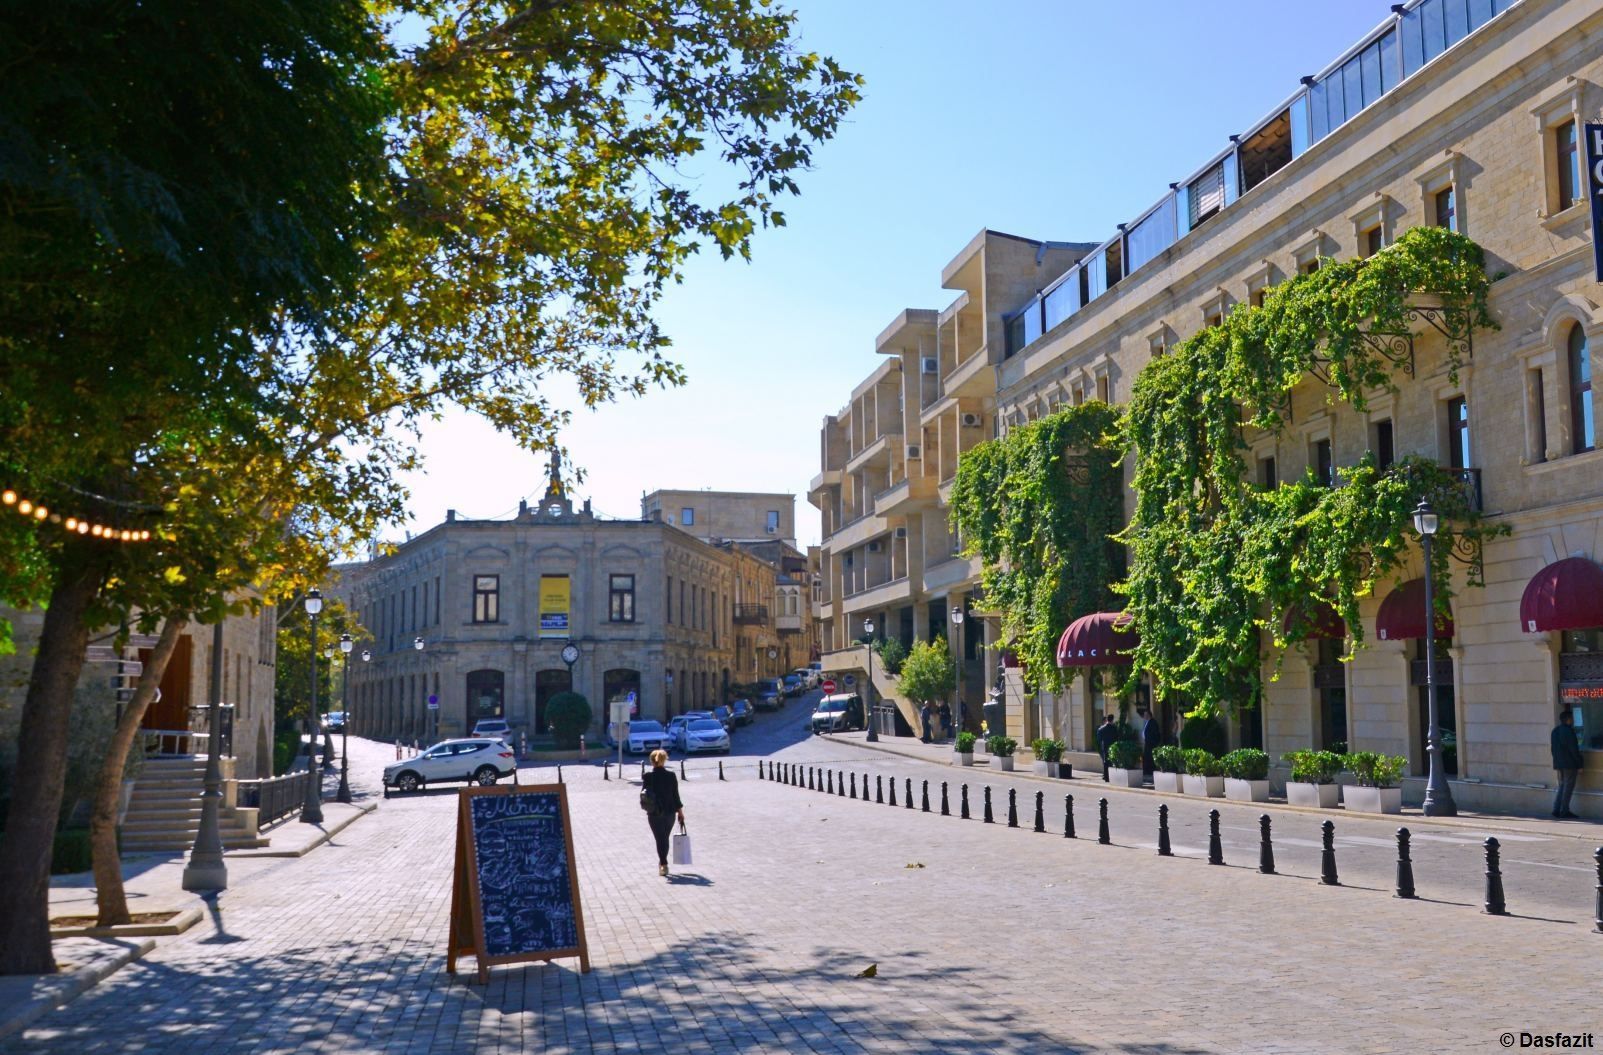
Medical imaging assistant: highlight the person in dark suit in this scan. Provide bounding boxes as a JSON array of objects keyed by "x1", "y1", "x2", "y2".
[
  {"x1": 1551, "y1": 710, "x2": 1583, "y2": 819},
  {"x1": 1139, "y1": 708, "x2": 1160, "y2": 781},
  {"x1": 642, "y1": 749, "x2": 685, "y2": 875},
  {"x1": 919, "y1": 702, "x2": 934, "y2": 743},
  {"x1": 1095, "y1": 714, "x2": 1118, "y2": 781}
]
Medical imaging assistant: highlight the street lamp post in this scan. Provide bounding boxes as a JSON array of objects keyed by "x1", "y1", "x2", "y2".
[
  {"x1": 863, "y1": 618, "x2": 878, "y2": 742},
  {"x1": 299, "y1": 588, "x2": 324, "y2": 824},
  {"x1": 414, "y1": 636, "x2": 428, "y2": 741},
  {"x1": 336, "y1": 633, "x2": 354, "y2": 803},
  {"x1": 951, "y1": 605, "x2": 965, "y2": 741},
  {"x1": 1414, "y1": 500, "x2": 1457, "y2": 817},
  {"x1": 322, "y1": 644, "x2": 336, "y2": 770},
  {"x1": 182, "y1": 621, "x2": 228, "y2": 891}
]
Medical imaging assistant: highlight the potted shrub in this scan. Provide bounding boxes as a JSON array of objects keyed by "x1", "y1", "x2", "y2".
[
  {"x1": 1031, "y1": 738, "x2": 1071, "y2": 779},
  {"x1": 1283, "y1": 749, "x2": 1344, "y2": 808},
  {"x1": 987, "y1": 735, "x2": 1018, "y2": 772},
  {"x1": 954, "y1": 731, "x2": 977, "y2": 766},
  {"x1": 1342, "y1": 751, "x2": 1406, "y2": 813},
  {"x1": 1181, "y1": 749, "x2": 1224, "y2": 797},
  {"x1": 1151, "y1": 745, "x2": 1186, "y2": 793},
  {"x1": 1106, "y1": 740, "x2": 1143, "y2": 786},
  {"x1": 1221, "y1": 748, "x2": 1271, "y2": 802}
]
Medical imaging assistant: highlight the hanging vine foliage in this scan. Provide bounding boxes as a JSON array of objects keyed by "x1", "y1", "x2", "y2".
[
  {"x1": 949, "y1": 401, "x2": 1124, "y2": 694},
  {"x1": 1120, "y1": 225, "x2": 1505, "y2": 717}
]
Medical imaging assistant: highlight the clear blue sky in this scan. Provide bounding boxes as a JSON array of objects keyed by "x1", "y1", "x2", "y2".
[{"x1": 397, "y1": 1, "x2": 1396, "y2": 547}]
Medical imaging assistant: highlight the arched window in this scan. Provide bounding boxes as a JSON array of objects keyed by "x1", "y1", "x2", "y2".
[
  {"x1": 1570, "y1": 324, "x2": 1594, "y2": 454},
  {"x1": 465, "y1": 669, "x2": 505, "y2": 721}
]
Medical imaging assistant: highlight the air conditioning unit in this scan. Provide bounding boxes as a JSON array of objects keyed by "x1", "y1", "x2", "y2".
[
  {"x1": 960, "y1": 412, "x2": 983, "y2": 428},
  {"x1": 905, "y1": 444, "x2": 921, "y2": 460},
  {"x1": 894, "y1": 526, "x2": 908, "y2": 540},
  {"x1": 921, "y1": 357, "x2": 939, "y2": 374},
  {"x1": 867, "y1": 540, "x2": 882, "y2": 553}
]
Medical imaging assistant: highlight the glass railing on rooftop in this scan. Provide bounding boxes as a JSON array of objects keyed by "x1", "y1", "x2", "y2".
[{"x1": 1001, "y1": 0, "x2": 1519, "y2": 360}]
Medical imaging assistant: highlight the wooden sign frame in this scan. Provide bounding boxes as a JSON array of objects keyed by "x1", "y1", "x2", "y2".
[{"x1": 447, "y1": 782, "x2": 590, "y2": 982}]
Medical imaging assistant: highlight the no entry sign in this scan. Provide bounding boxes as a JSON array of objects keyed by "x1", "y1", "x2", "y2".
[{"x1": 820, "y1": 679, "x2": 836, "y2": 694}]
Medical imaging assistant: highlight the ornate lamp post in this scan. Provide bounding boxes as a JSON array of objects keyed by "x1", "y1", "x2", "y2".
[
  {"x1": 299, "y1": 588, "x2": 324, "y2": 824},
  {"x1": 182, "y1": 621, "x2": 228, "y2": 891},
  {"x1": 335, "y1": 633, "x2": 354, "y2": 803},
  {"x1": 321, "y1": 644, "x2": 336, "y2": 770},
  {"x1": 863, "y1": 618, "x2": 878, "y2": 742},
  {"x1": 413, "y1": 636, "x2": 428, "y2": 741},
  {"x1": 951, "y1": 605, "x2": 965, "y2": 741},
  {"x1": 1414, "y1": 500, "x2": 1457, "y2": 817},
  {"x1": 360, "y1": 648, "x2": 371, "y2": 737}
]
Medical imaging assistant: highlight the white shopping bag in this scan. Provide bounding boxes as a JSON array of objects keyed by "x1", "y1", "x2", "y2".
[{"x1": 670, "y1": 822, "x2": 693, "y2": 866}]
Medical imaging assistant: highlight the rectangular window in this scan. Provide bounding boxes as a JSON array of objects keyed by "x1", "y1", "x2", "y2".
[
  {"x1": 1373, "y1": 419, "x2": 1395, "y2": 470},
  {"x1": 1400, "y1": 4, "x2": 1424, "y2": 78},
  {"x1": 666, "y1": 575, "x2": 674, "y2": 624},
  {"x1": 1422, "y1": 0, "x2": 1446, "y2": 63},
  {"x1": 681, "y1": 507, "x2": 695, "y2": 526},
  {"x1": 1363, "y1": 225, "x2": 1384, "y2": 258},
  {"x1": 1301, "y1": 257, "x2": 1321, "y2": 276},
  {"x1": 1433, "y1": 186, "x2": 1456, "y2": 231},
  {"x1": 410, "y1": 585, "x2": 417, "y2": 631},
  {"x1": 421, "y1": 581, "x2": 429, "y2": 628},
  {"x1": 434, "y1": 576, "x2": 441, "y2": 624},
  {"x1": 1570, "y1": 326, "x2": 1594, "y2": 454},
  {"x1": 1188, "y1": 163, "x2": 1225, "y2": 229},
  {"x1": 1313, "y1": 438, "x2": 1334, "y2": 487},
  {"x1": 766, "y1": 510, "x2": 780, "y2": 533},
  {"x1": 1556, "y1": 120, "x2": 1581, "y2": 211},
  {"x1": 472, "y1": 575, "x2": 499, "y2": 623},
  {"x1": 609, "y1": 574, "x2": 635, "y2": 623},
  {"x1": 1446, "y1": 396, "x2": 1470, "y2": 469},
  {"x1": 1005, "y1": 312, "x2": 1028, "y2": 356},
  {"x1": 1258, "y1": 456, "x2": 1278, "y2": 490},
  {"x1": 679, "y1": 581, "x2": 686, "y2": 625}
]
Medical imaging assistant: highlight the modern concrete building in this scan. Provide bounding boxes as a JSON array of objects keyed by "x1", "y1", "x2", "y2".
[
  {"x1": 642, "y1": 489, "x2": 796, "y2": 546},
  {"x1": 815, "y1": 0, "x2": 1603, "y2": 815}
]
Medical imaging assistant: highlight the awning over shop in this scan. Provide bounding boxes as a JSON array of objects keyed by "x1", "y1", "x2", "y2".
[
  {"x1": 1519, "y1": 556, "x2": 1603, "y2": 633},
  {"x1": 1281, "y1": 599, "x2": 1346, "y2": 640},
  {"x1": 1056, "y1": 611, "x2": 1138, "y2": 667},
  {"x1": 1375, "y1": 578, "x2": 1454, "y2": 641}
]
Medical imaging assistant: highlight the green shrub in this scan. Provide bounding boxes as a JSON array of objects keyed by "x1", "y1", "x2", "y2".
[
  {"x1": 955, "y1": 731, "x2": 977, "y2": 753},
  {"x1": 51, "y1": 828, "x2": 93, "y2": 875},
  {"x1": 1031, "y1": 738, "x2": 1065, "y2": 763},
  {"x1": 1221, "y1": 748, "x2": 1270, "y2": 781},
  {"x1": 986, "y1": 735, "x2": 1018, "y2": 757},
  {"x1": 1283, "y1": 749, "x2": 1344, "y2": 784},
  {"x1": 1181, "y1": 748, "x2": 1220, "y2": 777},
  {"x1": 874, "y1": 637, "x2": 907, "y2": 676},
  {"x1": 1107, "y1": 740, "x2": 1141, "y2": 769},
  {"x1": 1152, "y1": 745, "x2": 1186, "y2": 774},
  {"x1": 1346, "y1": 751, "x2": 1407, "y2": 788},
  {"x1": 546, "y1": 692, "x2": 594, "y2": 750},
  {"x1": 1178, "y1": 716, "x2": 1228, "y2": 756}
]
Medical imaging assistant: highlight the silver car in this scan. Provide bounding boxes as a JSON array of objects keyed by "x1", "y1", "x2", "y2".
[
  {"x1": 383, "y1": 738, "x2": 516, "y2": 793},
  {"x1": 675, "y1": 717, "x2": 730, "y2": 754}
]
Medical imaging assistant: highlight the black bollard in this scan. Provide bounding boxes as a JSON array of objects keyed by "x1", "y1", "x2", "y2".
[
  {"x1": 603, "y1": 761, "x2": 609, "y2": 781},
  {"x1": 905, "y1": 778, "x2": 913, "y2": 810},
  {"x1": 1594, "y1": 848, "x2": 1603, "y2": 933},
  {"x1": 1258, "y1": 814, "x2": 1275, "y2": 875},
  {"x1": 1064, "y1": 795, "x2": 1076, "y2": 839},
  {"x1": 921, "y1": 780, "x2": 931, "y2": 813},
  {"x1": 983, "y1": 787, "x2": 994, "y2": 824},
  {"x1": 941, "y1": 782, "x2": 950, "y2": 817},
  {"x1": 719, "y1": 761, "x2": 726, "y2": 782},
  {"x1": 850, "y1": 772, "x2": 857, "y2": 799},
  {"x1": 808, "y1": 767, "x2": 815, "y2": 791},
  {"x1": 1396, "y1": 828, "x2": 1417, "y2": 899},
  {"x1": 1033, "y1": 791, "x2": 1045, "y2": 833},
  {"x1": 1207, "y1": 809, "x2": 1223, "y2": 866},
  {"x1": 679, "y1": 759, "x2": 685, "y2": 779},
  {"x1": 756, "y1": 760, "x2": 762, "y2": 780},
  {"x1": 961, "y1": 784, "x2": 970, "y2": 820},
  {"x1": 1097, "y1": 798, "x2": 1110, "y2": 845},
  {"x1": 837, "y1": 770, "x2": 845, "y2": 797},
  {"x1": 1321, "y1": 820, "x2": 1340, "y2": 886},
  {"x1": 876, "y1": 775, "x2": 884, "y2": 804},
  {"x1": 1157, "y1": 804, "x2": 1172, "y2": 857},
  {"x1": 889, "y1": 778, "x2": 897, "y2": 807},
  {"x1": 826, "y1": 770, "x2": 834, "y2": 795},
  {"x1": 1007, "y1": 788, "x2": 1019, "y2": 828},
  {"x1": 1483, "y1": 837, "x2": 1507, "y2": 916}
]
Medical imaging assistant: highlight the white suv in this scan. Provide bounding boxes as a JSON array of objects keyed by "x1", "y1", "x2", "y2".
[
  {"x1": 470, "y1": 718, "x2": 513, "y2": 746},
  {"x1": 383, "y1": 739, "x2": 516, "y2": 793}
]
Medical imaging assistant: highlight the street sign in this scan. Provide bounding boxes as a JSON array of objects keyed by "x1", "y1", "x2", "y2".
[
  {"x1": 427, "y1": 694, "x2": 440, "y2": 711},
  {"x1": 609, "y1": 701, "x2": 631, "y2": 726},
  {"x1": 820, "y1": 679, "x2": 836, "y2": 694},
  {"x1": 842, "y1": 674, "x2": 856, "y2": 688}
]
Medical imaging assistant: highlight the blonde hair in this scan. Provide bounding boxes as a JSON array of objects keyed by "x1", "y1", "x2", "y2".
[{"x1": 650, "y1": 749, "x2": 669, "y2": 768}]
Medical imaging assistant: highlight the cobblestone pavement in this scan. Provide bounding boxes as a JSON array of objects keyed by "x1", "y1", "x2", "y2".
[{"x1": 8, "y1": 701, "x2": 1597, "y2": 1054}]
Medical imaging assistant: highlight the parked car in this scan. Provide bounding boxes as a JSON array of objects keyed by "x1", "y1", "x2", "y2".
[
  {"x1": 383, "y1": 738, "x2": 516, "y2": 793},
  {"x1": 322, "y1": 711, "x2": 347, "y2": 733},
  {"x1": 730, "y1": 699, "x2": 755, "y2": 726},
  {"x1": 674, "y1": 717, "x2": 731, "y2": 754},
  {"x1": 791, "y1": 668, "x2": 817, "y2": 690},
  {"x1": 665, "y1": 712, "x2": 714, "y2": 746},
  {"x1": 624, "y1": 719, "x2": 672, "y2": 755},
  {"x1": 470, "y1": 718, "x2": 513, "y2": 746},
  {"x1": 782, "y1": 674, "x2": 803, "y2": 697},
  {"x1": 754, "y1": 688, "x2": 782, "y2": 711},
  {"x1": 810, "y1": 693, "x2": 863, "y2": 734},
  {"x1": 712, "y1": 704, "x2": 735, "y2": 731}
]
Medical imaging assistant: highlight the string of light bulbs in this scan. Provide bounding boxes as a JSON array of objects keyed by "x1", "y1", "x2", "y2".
[{"x1": 1, "y1": 488, "x2": 152, "y2": 542}]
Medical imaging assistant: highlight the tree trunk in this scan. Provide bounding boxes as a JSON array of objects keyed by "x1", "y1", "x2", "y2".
[
  {"x1": 91, "y1": 617, "x2": 186, "y2": 928},
  {"x1": 0, "y1": 558, "x2": 103, "y2": 975}
]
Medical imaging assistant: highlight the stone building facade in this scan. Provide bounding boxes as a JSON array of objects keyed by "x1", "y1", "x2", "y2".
[
  {"x1": 816, "y1": 0, "x2": 1603, "y2": 815},
  {"x1": 642, "y1": 489, "x2": 796, "y2": 546}
]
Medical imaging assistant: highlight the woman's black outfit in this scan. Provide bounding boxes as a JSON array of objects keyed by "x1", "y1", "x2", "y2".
[{"x1": 642, "y1": 767, "x2": 683, "y2": 866}]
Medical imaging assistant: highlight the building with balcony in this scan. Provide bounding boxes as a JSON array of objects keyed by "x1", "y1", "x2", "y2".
[{"x1": 815, "y1": 0, "x2": 1603, "y2": 816}]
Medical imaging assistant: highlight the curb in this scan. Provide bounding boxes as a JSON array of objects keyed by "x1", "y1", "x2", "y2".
[
  {"x1": 227, "y1": 800, "x2": 378, "y2": 859},
  {"x1": 0, "y1": 937, "x2": 156, "y2": 1042},
  {"x1": 48, "y1": 906, "x2": 204, "y2": 940}
]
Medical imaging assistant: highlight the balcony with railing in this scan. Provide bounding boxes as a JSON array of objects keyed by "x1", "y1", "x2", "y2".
[{"x1": 733, "y1": 604, "x2": 769, "y2": 626}]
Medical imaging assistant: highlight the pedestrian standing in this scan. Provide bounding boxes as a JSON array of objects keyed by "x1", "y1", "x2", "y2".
[
  {"x1": 641, "y1": 749, "x2": 685, "y2": 875},
  {"x1": 959, "y1": 700, "x2": 972, "y2": 735},
  {"x1": 1139, "y1": 707, "x2": 1160, "y2": 782},
  {"x1": 919, "y1": 702, "x2": 933, "y2": 743},
  {"x1": 1551, "y1": 709, "x2": 1583, "y2": 819},
  {"x1": 1095, "y1": 714, "x2": 1118, "y2": 782},
  {"x1": 938, "y1": 701, "x2": 953, "y2": 741}
]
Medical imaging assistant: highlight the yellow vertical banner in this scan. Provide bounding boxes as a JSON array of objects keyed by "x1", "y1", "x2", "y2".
[{"x1": 539, "y1": 575, "x2": 570, "y2": 638}]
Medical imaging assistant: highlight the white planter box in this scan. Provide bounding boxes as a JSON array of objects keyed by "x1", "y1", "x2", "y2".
[
  {"x1": 1224, "y1": 778, "x2": 1270, "y2": 802},
  {"x1": 1032, "y1": 760, "x2": 1050, "y2": 776},
  {"x1": 1183, "y1": 774, "x2": 1225, "y2": 797},
  {"x1": 1153, "y1": 771, "x2": 1184, "y2": 793},
  {"x1": 1343, "y1": 785, "x2": 1403, "y2": 814},
  {"x1": 954, "y1": 751, "x2": 974, "y2": 767},
  {"x1": 1031, "y1": 760, "x2": 1071, "y2": 778},
  {"x1": 996, "y1": 755, "x2": 1015, "y2": 772},
  {"x1": 1108, "y1": 766, "x2": 1144, "y2": 787},
  {"x1": 1287, "y1": 781, "x2": 1341, "y2": 808}
]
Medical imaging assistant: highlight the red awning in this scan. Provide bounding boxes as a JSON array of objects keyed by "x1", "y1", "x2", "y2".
[
  {"x1": 1375, "y1": 578, "x2": 1454, "y2": 641},
  {"x1": 1281, "y1": 599, "x2": 1346, "y2": 640},
  {"x1": 1056, "y1": 612, "x2": 1139, "y2": 667},
  {"x1": 1519, "y1": 556, "x2": 1603, "y2": 633}
]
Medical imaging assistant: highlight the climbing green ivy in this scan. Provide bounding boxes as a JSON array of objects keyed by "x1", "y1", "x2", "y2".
[
  {"x1": 949, "y1": 401, "x2": 1125, "y2": 694},
  {"x1": 1121, "y1": 225, "x2": 1505, "y2": 717}
]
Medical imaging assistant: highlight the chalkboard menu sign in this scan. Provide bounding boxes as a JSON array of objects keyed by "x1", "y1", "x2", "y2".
[{"x1": 448, "y1": 784, "x2": 590, "y2": 981}]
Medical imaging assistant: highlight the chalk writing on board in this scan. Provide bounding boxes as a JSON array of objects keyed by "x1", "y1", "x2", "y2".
[{"x1": 468, "y1": 791, "x2": 578, "y2": 957}]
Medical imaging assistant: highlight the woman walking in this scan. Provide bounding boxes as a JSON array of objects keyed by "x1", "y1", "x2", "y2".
[{"x1": 642, "y1": 749, "x2": 685, "y2": 876}]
